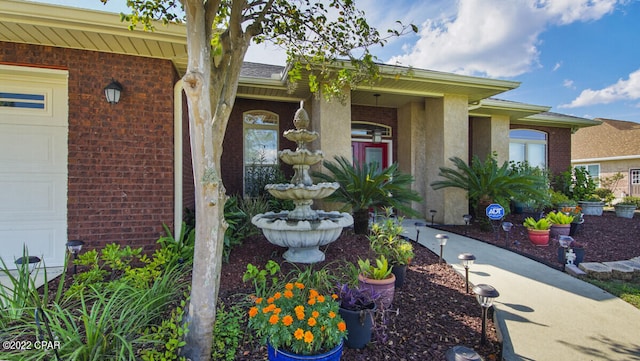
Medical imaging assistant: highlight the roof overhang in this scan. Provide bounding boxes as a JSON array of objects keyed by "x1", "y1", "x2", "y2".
[
  {"x1": 0, "y1": 0, "x2": 189, "y2": 73},
  {"x1": 516, "y1": 112, "x2": 602, "y2": 129},
  {"x1": 469, "y1": 98, "x2": 550, "y2": 120}
]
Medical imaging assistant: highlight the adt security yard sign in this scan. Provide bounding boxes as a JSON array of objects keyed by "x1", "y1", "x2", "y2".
[{"x1": 485, "y1": 203, "x2": 505, "y2": 220}]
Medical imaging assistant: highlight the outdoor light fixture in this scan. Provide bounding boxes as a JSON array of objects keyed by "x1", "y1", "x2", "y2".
[
  {"x1": 473, "y1": 284, "x2": 500, "y2": 345},
  {"x1": 66, "y1": 240, "x2": 84, "y2": 274},
  {"x1": 104, "y1": 79, "x2": 123, "y2": 104},
  {"x1": 502, "y1": 222, "x2": 513, "y2": 248},
  {"x1": 15, "y1": 256, "x2": 41, "y2": 274},
  {"x1": 430, "y1": 209, "x2": 437, "y2": 225},
  {"x1": 463, "y1": 214, "x2": 472, "y2": 235},
  {"x1": 435, "y1": 233, "x2": 448, "y2": 263},
  {"x1": 445, "y1": 346, "x2": 482, "y2": 361},
  {"x1": 414, "y1": 222, "x2": 426, "y2": 243},
  {"x1": 372, "y1": 129, "x2": 382, "y2": 143},
  {"x1": 458, "y1": 253, "x2": 476, "y2": 294}
]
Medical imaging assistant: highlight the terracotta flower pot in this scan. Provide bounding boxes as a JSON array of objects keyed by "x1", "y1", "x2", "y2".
[
  {"x1": 527, "y1": 229, "x2": 550, "y2": 246},
  {"x1": 358, "y1": 273, "x2": 396, "y2": 309}
]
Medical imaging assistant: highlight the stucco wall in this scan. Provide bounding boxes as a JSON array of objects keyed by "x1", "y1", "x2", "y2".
[
  {"x1": 573, "y1": 158, "x2": 640, "y2": 198},
  {"x1": 0, "y1": 41, "x2": 179, "y2": 251}
]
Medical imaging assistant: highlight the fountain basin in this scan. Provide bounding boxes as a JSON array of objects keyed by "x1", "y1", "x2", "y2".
[
  {"x1": 279, "y1": 149, "x2": 324, "y2": 166},
  {"x1": 251, "y1": 211, "x2": 354, "y2": 263},
  {"x1": 265, "y1": 182, "x2": 339, "y2": 200}
]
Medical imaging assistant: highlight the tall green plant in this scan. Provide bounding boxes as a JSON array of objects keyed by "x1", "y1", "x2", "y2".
[
  {"x1": 431, "y1": 155, "x2": 548, "y2": 218},
  {"x1": 314, "y1": 156, "x2": 422, "y2": 234}
]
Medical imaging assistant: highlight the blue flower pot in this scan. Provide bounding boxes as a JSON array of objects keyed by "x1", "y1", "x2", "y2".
[{"x1": 267, "y1": 341, "x2": 343, "y2": 361}]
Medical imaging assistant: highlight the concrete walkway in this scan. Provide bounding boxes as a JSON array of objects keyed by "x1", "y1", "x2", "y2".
[{"x1": 402, "y1": 220, "x2": 640, "y2": 361}]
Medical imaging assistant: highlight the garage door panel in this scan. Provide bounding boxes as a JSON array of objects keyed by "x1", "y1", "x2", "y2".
[
  {"x1": 0, "y1": 222, "x2": 66, "y2": 268},
  {"x1": 0, "y1": 174, "x2": 67, "y2": 221},
  {"x1": 0, "y1": 125, "x2": 67, "y2": 173}
]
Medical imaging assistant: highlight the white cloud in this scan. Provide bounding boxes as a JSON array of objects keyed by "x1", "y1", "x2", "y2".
[
  {"x1": 563, "y1": 79, "x2": 575, "y2": 89},
  {"x1": 386, "y1": 0, "x2": 622, "y2": 77},
  {"x1": 560, "y1": 68, "x2": 640, "y2": 108},
  {"x1": 553, "y1": 62, "x2": 562, "y2": 71}
]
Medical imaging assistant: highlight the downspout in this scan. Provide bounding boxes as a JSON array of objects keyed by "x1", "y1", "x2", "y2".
[{"x1": 173, "y1": 80, "x2": 184, "y2": 240}]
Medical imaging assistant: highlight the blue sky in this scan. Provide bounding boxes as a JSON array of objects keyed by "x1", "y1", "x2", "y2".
[{"x1": 37, "y1": 0, "x2": 640, "y2": 123}]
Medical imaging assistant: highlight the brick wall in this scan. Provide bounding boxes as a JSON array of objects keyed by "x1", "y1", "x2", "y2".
[{"x1": 1, "y1": 42, "x2": 179, "y2": 251}]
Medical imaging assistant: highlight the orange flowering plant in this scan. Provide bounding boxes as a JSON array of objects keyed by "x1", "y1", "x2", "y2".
[{"x1": 248, "y1": 281, "x2": 347, "y2": 355}]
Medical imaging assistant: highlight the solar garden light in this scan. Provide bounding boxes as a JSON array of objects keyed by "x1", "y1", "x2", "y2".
[
  {"x1": 414, "y1": 221, "x2": 426, "y2": 243},
  {"x1": 473, "y1": 284, "x2": 500, "y2": 345},
  {"x1": 430, "y1": 209, "x2": 437, "y2": 225},
  {"x1": 15, "y1": 256, "x2": 41, "y2": 274},
  {"x1": 502, "y1": 221, "x2": 513, "y2": 248},
  {"x1": 462, "y1": 214, "x2": 472, "y2": 235},
  {"x1": 458, "y1": 253, "x2": 476, "y2": 294},
  {"x1": 435, "y1": 233, "x2": 449, "y2": 263},
  {"x1": 66, "y1": 240, "x2": 84, "y2": 274}
]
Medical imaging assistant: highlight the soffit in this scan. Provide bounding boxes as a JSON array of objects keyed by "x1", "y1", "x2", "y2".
[
  {"x1": 0, "y1": 0, "x2": 189, "y2": 73},
  {"x1": 515, "y1": 112, "x2": 601, "y2": 129}
]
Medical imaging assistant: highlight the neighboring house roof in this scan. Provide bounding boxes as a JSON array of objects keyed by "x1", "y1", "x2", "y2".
[{"x1": 572, "y1": 118, "x2": 640, "y2": 161}]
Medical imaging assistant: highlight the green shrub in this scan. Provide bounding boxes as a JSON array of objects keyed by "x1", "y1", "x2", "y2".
[
  {"x1": 211, "y1": 302, "x2": 244, "y2": 361},
  {"x1": 556, "y1": 167, "x2": 597, "y2": 201},
  {"x1": 619, "y1": 196, "x2": 640, "y2": 207},
  {"x1": 594, "y1": 188, "x2": 615, "y2": 205}
]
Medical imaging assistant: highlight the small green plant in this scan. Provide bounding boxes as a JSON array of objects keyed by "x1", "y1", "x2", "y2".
[
  {"x1": 157, "y1": 222, "x2": 195, "y2": 266},
  {"x1": 549, "y1": 189, "x2": 576, "y2": 208},
  {"x1": 523, "y1": 217, "x2": 551, "y2": 230},
  {"x1": 358, "y1": 255, "x2": 393, "y2": 280},
  {"x1": 101, "y1": 243, "x2": 141, "y2": 272},
  {"x1": 140, "y1": 292, "x2": 189, "y2": 361},
  {"x1": 619, "y1": 196, "x2": 640, "y2": 207},
  {"x1": 369, "y1": 210, "x2": 414, "y2": 265},
  {"x1": 211, "y1": 302, "x2": 244, "y2": 361},
  {"x1": 242, "y1": 260, "x2": 282, "y2": 297},
  {"x1": 556, "y1": 167, "x2": 597, "y2": 201},
  {"x1": 545, "y1": 211, "x2": 574, "y2": 225}
]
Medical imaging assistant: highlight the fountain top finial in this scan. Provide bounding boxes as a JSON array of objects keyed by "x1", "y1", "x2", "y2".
[{"x1": 293, "y1": 101, "x2": 310, "y2": 130}]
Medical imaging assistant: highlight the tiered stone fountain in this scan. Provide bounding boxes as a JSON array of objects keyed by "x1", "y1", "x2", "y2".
[{"x1": 251, "y1": 102, "x2": 353, "y2": 263}]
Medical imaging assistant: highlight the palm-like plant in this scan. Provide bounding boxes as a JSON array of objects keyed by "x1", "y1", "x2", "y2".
[
  {"x1": 314, "y1": 156, "x2": 422, "y2": 234},
  {"x1": 430, "y1": 155, "x2": 547, "y2": 222}
]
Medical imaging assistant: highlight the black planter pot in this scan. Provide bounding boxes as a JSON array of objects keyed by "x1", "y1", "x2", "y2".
[
  {"x1": 391, "y1": 264, "x2": 407, "y2": 288},
  {"x1": 338, "y1": 303, "x2": 376, "y2": 349},
  {"x1": 353, "y1": 210, "x2": 370, "y2": 235},
  {"x1": 569, "y1": 222, "x2": 582, "y2": 236}
]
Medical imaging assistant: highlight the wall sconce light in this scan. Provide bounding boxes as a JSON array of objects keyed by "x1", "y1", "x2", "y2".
[
  {"x1": 104, "y1": 79, "x2": 123, "y2": 104},
  {"x1": 372, "y1": 129, "x2": 382, "y2": 143}
]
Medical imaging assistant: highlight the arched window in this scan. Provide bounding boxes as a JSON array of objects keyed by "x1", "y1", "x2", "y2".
[
  {"x1": 243, "y1": 110, "x2": 279, "y2": 197},
  {"x1": 509, "y1": 129, "x2": 547, "y2": 168}
]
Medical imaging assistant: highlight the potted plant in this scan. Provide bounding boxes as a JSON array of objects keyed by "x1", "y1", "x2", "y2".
[
  {"x1": 578, "y1": 196, "x2": 605, "y2": 216},
  {"x1": 561, "y1": 206, "x2": 584, "y2": 236},
  {"x1": 545, "y1": 211, "x2": 574, "y2": 239},
  {"x1": 368, "y1": 212, "x2": 414, "y2": 287},
  {"x1": 522, "y1": 217, "x2": 551, "y2": 246},
  {"x1": 357, "y1": 255, "x2": 396, "y2": 309},
  {"x1": 614, "y1": 197, "x2": 638, "y2": 219},
  {"x1": 336, "y1": 283, "x2": 379, "y2": 349},
  {"x1": 558, "y1": 240, "x2": 586, "y2": 266},
  {"x1": 248, "y1": 281, "x2": 347, "y2": 360},
  {"x1": 431, "y1": 155, "x2": 548, "y2": 231},
  {"x1": 314, "y1": 156, "x2": 422, "y2": 234}
]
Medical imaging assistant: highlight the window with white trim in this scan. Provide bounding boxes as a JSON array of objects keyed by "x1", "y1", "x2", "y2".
[
  {"x1": 630, "y1": 169, "x2": 640, "y2": 185},
  {"x1": 243, "y1": 110, "x2": 279, "y2": 197},
  {"x1": 509, "y1": 129, "x2": 547, "y2": 168},
  {"x1": 0, "y1": 92, "x2": 46, "y2": 109},
  {"x1": 575, "y1": 164, "x2": 601, "y2": 186}
]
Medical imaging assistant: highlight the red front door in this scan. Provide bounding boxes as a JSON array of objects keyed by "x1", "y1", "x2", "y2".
[{"x1": 352, "y1": 141, "x2": 389, "y2": 169}]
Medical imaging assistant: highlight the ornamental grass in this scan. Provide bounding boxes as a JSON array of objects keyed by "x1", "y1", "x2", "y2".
[{"x1": 247, "y1": 282, "x2": 347, "y2": 355}]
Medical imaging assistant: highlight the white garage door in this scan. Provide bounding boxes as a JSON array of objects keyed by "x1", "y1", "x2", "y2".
[{"x1": 0, "y1": 65, "x2": 68, "y2": 268}]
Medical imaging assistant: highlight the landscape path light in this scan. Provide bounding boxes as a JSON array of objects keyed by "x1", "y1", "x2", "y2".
[
  {"x1": 435, "y1": 233, "x2": 449, "y2": 263},
  {"x1": 462, "y1": 214, "x2": 472, "y2": 235},
  {"x1": 430, "y1": 209, "x2": 437, "y2": 225},
  {"x1": 473, "y1": 284, "x2": 499, "y2": 345},
  {"x1": 502, "y1": 221, "x2": 513, "y2": 248},
  {"x1": 414, "y1": 221, "x2": 426, "y2": 243},
  {"x1": 458, "y1": 253, "x2": 476, "y2": 294},
  {"x1": 15, "y1": 256, "x2": 41, "y2": 274},
  {"x1": 66, "y1": 240, "x2": 84, "y2": 274}
]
